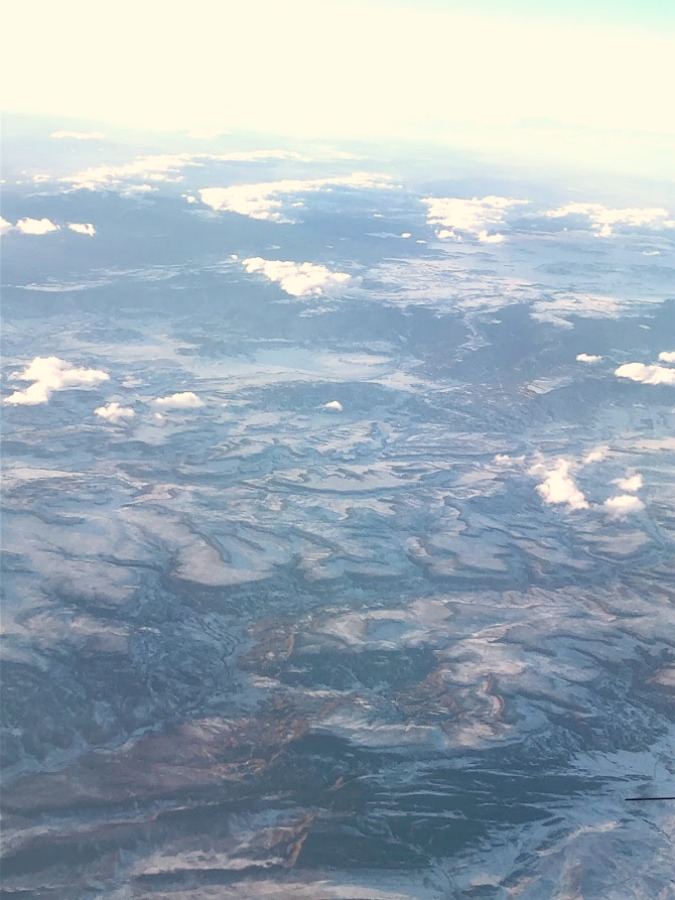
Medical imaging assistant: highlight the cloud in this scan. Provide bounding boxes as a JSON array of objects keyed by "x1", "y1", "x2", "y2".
[
  {"x1": 4, "y1": 356, "x2": 109, "y2": 405},
  {"x1": 95, "y1": 401, "x2": 135, "y2": 423},
  {"x1": 242, "y1": 258, "x2": 354, "y2": 297},
  {"x1": 529, "y1": 459, "x2": 588, "y2": 510},
  {"x1": 62, "y1": 150, "x2": 308, "y2": 191},
  {"x1": 68, "y1": 222, "x2": 96, "y2": 236},
  {"x1": 494, "y1": 454, "x2": 525, "y2": 466},
  {"x1": 478, "y1": 231, "x2": 505, "y2": 243},
  {"x1": 324, "y1": 400, "x2": 343, "y2": 411},
  {"x1": 584, "y1": 446, "x2": 609, "y2": 464},
  {"x1": 604, "y1": 495, "x2": 645, "y2": 515},
  {"x1": 0, "y1": 217, "x2": 13, "y2": 234},
  {"x1": 152, "y1": 391, "x2": 204, "y2": 409},
  {"x1": 51, "y1": 130, "x2": 105, "y2": 140},
  {"x1": 422, "y1": 195, "x2": 528, "y2": 241},
  {"x1": 199, "y1": 172, "x2": 391, "y2": 222},
  {"x1": 615, "y1": 362, "x2": 675, "y2": 385},
  {"x1": 613, "y1": 473, "x2": 643, "y2": 492},
  {"x1": 658, "y1": 351, "x2": 675, "y2": 363},
  {"x1": 14, "y1": 218, "x2": 60, "y2": 235},
  {"x1": 544, "y1": 202, "x2": 675, "y2": 237},
  {"x1": 576, "y1": 353, "x2": 602, "y2": 363}
]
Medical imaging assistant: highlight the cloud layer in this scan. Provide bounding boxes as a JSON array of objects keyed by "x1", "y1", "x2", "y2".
[
  {"x1": 199, "y1": 172, "x2": 391, "y2": 222},
  {"x1": 51, "y1": 130, "x2": 105, "y2": 140},
  {"x1": 5, "y1": 357, "x2": 109, "y2": 405},
  {"x1": 544, "y1": 202, "x2": 675, "y2": 237},
  {"x1": 62, "y1": 150, "x2": 307, "y2": 191}
]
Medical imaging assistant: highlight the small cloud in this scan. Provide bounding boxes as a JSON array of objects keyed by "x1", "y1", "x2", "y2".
[
  {"x1": 153, "y1": 391, "x2": 204, "y2": 409},
  {"x1": 4, "y1": 356, "x2": 109, "y2": 405},
  {"x1": 51, "y1": 130, "x2": 105, "y2": 140},
  {"x1": 604, "y1": 495, "x2": 645, "y2": 515},
  {"x1": 494, "y1": 453, "x2": 525, "y2": 466},
  {"x1": 529, "y1": 459, "x2": 588, "y2": 510},
  {"x1": 95, "y1": 401, "x2": 135, "y2": 423},
  {"x1": 615, "y1": 362, "x2": 675, "y2": 385},
  {"x1": 242, "y1": 257, "x2": 354, "y2": 298},
  {"x1": 584, "y1": 446, "x2": 609, "y2": 464},
  {"x1": 400, "y1": 232, "x2": 411, "y2": 238},
  {"x1": 324, "y1": 400, "x2": 343, "y2": 411},
  {"x1": 658, "y1": 350, "x2": 675, "y2": 363},
  {"x1": 576, "y1": 353, "x2": 602, "y2": 363},
  {"x1": 0, "y1": 217, "x2": 13, "y2": 234},
  {"x1": 14, "y1": 218, "x2": 59, "y2": 235},
  {"x1": 478, "y1": 230, "x2": 505, "y2": 244},
  {"x1": 613, "y1": 473, "x2": 643, "y2": 492},
  {"x1": 68, "y1": 223, "x2": 96, "y2": 236}
]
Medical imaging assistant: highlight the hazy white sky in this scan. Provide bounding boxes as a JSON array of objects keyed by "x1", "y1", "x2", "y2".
[{"x1": 3, "y1": 0, "x2": 674, "y2": 171}]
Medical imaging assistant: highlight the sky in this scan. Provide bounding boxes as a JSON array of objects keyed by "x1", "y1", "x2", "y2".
[{"x1": 2, "y1": 0, "x2": 674, "y2": 173}]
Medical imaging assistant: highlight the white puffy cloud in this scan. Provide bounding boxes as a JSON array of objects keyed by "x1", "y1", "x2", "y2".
[
  {"x1": 584, "y1": 446, "x2": 609, "y2": 464},
  {"x1": 62, "y1": 150, "x2": 308, "y2": 191},
  {"x1": 613, "y1": 473, "x2": 643, "y2": 492},
  {"x1": 68, "y1": 222, "x2": 96, "y2": 236},
  {"x1": 51, "y1": 130, "x2": 105, "y2": 140},
  {"x1": 4, "y1": 356, "x2": 109, "y2": 405},
  {"x1": 324, "y1": 400, "x2": 343, "y2": 411},
  {"x1": 477, "y1": 231, "x2": 505, "y2": 243},
  {"x1": 152, "y1": 391, "x2": 204, "y2": 409},
  {"x1": 14, "y1": 218, "x2": 60, "y2": 235},
  {"x1": 422, "y1": 196, "x2": 528, "y2": 241},
  {"x1": 604, "y1": 495, "x2": 645, "y2": 515},
  {"x1": 1, "y1": 217, "x2": 13, "y2": 234},
  {"x1": 544, "y1": 202, "x2": 675, "y2": 237},
  {"x1": 615, "y1": 362, "x2": 675, "y2": 385},
  {"x1": 576, "y1": 353, "x2": 602, "y2": 363},
  {"x1": 95, "y1": 401, "x2": 135, "y2": 423},
  {"x1": 658, "y1": 350, "x2": 675, "y2": 363},
  {"x1": 242, "y1": 258, "x2": 353, "y2": 297},
  {"x1": 494, "y1": 454, "x2": 525, "y2": 466},
  {"x1": 529, "y1": 459, "x2": 588, "y2": 510},
  {"x1": 199, "y1": 172, "x2": 391, "y2": 222}
]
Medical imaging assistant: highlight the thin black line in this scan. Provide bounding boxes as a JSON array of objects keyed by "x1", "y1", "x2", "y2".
[{"x1": 625, "y1": 796, "x2": 675, "y2": 802}]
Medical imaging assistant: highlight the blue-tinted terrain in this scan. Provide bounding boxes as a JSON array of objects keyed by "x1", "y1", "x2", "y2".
[{"x1": 1, "y1": 117, "x2": 674, "y2": 898}]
